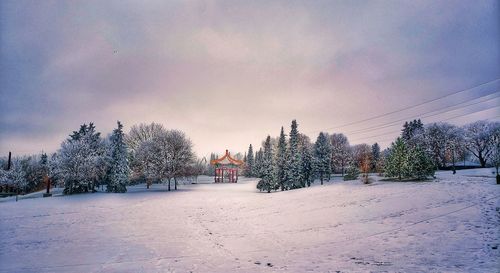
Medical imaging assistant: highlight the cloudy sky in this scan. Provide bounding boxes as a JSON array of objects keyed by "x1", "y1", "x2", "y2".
[{"x1": 1, "y1": 0, "x2": 499, "y2": 158}]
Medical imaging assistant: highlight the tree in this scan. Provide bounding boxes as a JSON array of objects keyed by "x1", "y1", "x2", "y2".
[
  {"x1": 285, "y1": 120, "x2": 303, "y2": 189},
  {"x1": 385, "y1": 138, "x2": 409, "y2": 181},
  {"x1": 463, "y1": 121, "x2": 498, "y2": 167},
  {"x1": 402, "y1": 119, "x2": 425, "y2": 145},
  {"x1": 425, "y1": 123, "x2": 455, "y2": 169},
  {"x1": 301, "y1": 141, "x2": 314, "y2": 187},
  {"x1": 385, "y1": 137, "x2": 434, "y2": 180},
  {"x1": 330, "y1": 133, "x2": 351, "y2": 176},
  {"x1": 245, "y1": 144, "x2": 254, "y2": 177},
  {"x1": 133, "y1": 129, "x2": 194, "y2": 191},
  {"x1": 134, "y1": 139, "x2": 163, "y2": 188},
  {"x1": 276, "y1": 127, "x2": 287, "y2": 190},
  {"x1": 254, "y1": 148, "x2": 263, "y2": 178},
  {"x1": 66, "y1": 122, "x2": 105, "y2": 192},
  {"x1": 55, "y1": 138, "x2": 99, "y2": 194},
  {"x1": 107, "y1": 121, "x2": 130, "y2": 193},
  {"x1": 313, "y1": 132, "x2": 331, "y2": 185},
  {"x1": 258, "y1": 136, "x2": 277, "y2": 193},
  {"x1": 352, "y1": 144, "x2": 372, "y2": 183},
  {"x1": 164, "y1": 130, "x2": 195, "y2": 190},
  {"x1": 488, "y1": 125, "x2": 500, "y2": 183},
  {"x1": 126, "y1": 122, "x2": 167, "y2": 153},
  {"x1": 371, "y1": 143, "x2": 380, "y2": 171}
]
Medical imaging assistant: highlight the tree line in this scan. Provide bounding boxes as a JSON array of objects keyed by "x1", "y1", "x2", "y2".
[
  {"x1": 0, "y1": 122, "x2": 197, "y2": 195},
  {"x1": 243, "y1": 119, "x2": 499, "y2": 192}
]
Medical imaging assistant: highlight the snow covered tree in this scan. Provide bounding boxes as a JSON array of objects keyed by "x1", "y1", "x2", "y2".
[
  {"x1": 408, "y1": 144, "x2": 435, "y2": 180},
  {"x1": 285, "y1": 120, "x2": 303, "y2": 189},
  {"x1": 385, "y1": 138, "x2": 409, "y2": 181},
  {"x1": 276, "y1": 127, "x2": 287, "y2": 190},
  {"x1": 385, "y1": 137, "x2": 434, "y2": 180},
  {"x1": 164, "y1": 130, "x2": 195, "y2": 190},
  {"x1": 488, "y1": 125, "x2": 500, "y2": 183},
  {"x1": 257, "y1": 136, "x2": 277, "y2": 193},
  {"x1": 245, "y1": 144, "x2": 254, "y2": 177},
  {"x1": 301, "y1": 141, "x2": 314, "y2": 187},
  {"x1": 107, "y1": 121, "x2": 130, "y2": 193},
  {"x1": 424, "y1": 122, "x2": 457, "y2": 169},
  {"x1": 127, "y1": 123, "x2": 168, "y2": 182},
  {"x1": 313, "y1": 132, "x2": 331, "y2": 185},
  {"x1": 254, "y1": 148, "x2": 263, "y2": 178},
  {"x1": 126, "y1": 122, "x2": 167, "y2": 153},
  {"x1": 402, "y1": 119, "x2": 424, "y2": 145},
  {"x1": 55, "y1": 138, "x2": 99, "y2": 194},
  {"x1": 352, "y1": 144, "x2": 372, "y2": 183},
  {"x1": 463, "y1": 121, "x2": 499, "y2": 167},
  {"x1": 330, "y1": 133, "x2": 351, "y2": 176},
  {"x1": 371, "y1": 143, "x2": 380, "y2": 171},
  {"x1": 134, "y1": 139, "x2": 163, "y2": 188},
  {"x1": 206, "y1": 153, "x2": 217, "y2": 176}
]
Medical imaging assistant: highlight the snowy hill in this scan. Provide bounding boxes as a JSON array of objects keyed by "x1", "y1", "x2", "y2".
[{"x1": 0, "y1": 169, "x2": 498, "y2": 272}]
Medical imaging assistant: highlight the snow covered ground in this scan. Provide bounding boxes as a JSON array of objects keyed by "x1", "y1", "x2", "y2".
[{"x1": 1, "y1": 169, "x2": 498, "y2": 272}]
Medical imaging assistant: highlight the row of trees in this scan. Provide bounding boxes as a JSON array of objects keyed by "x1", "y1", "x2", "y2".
[
  {"x1": 244, "y1": 119, "x2": 499, "y2": 191},
  {"x1": 1, "y1": 122, "x2": 197, "y2": 195}
]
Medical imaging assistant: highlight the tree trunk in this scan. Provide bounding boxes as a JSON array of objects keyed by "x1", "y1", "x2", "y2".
[
  {"x1": 167, "y1": 179, "x2": 171, "y2": 191},
  {"x1": 174, "y1": 177, "x2": 177, "y2": 190},
  {"x1": 451, "y1": 150, "x2": 456, "y2": 174},
  {"x1": 479, "y1": 156, "x2": 486, "y2": 168}
]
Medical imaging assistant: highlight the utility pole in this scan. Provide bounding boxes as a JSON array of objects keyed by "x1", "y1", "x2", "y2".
[{"x1": 7, "y1": 151, "x2": 11, "y2": 170}]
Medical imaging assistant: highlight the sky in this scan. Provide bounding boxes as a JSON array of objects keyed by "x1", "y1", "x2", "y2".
[{"x1": 0, "y1": 0, "x2": 499, "y2": 159}]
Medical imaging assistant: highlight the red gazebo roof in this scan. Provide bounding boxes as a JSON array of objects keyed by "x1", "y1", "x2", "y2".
[{"x1": 210, "y1": 150, "x2": 244, "y2": 166}]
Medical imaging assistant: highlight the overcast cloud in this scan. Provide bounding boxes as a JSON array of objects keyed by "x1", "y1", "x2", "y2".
[{"x1": 0, "y1": 0, "x2": 499, "y2": 158}]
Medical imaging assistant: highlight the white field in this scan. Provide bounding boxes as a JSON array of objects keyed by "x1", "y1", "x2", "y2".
[{"x1": 0, "y1": 169, "x2": 499, "y2": 273}]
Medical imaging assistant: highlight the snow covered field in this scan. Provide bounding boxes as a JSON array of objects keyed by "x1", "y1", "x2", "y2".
[{"x1": 1, "y1": 169, "x2": 498, "y2": 272}]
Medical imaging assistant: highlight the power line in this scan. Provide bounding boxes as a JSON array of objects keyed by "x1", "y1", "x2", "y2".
[
  {"x1": 309, "y1": 78, "x2": 500, "y2": 134},
  {"x1": 349, "y1": 105, "x2": 500, "y2": 142},
  {"x1": 346, "y1": 92, "x2": 499, "y2": 136}
]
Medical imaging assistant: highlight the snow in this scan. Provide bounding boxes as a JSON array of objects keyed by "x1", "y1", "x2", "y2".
[{"x1": 0, "y1": 170, "x2": 498, "y2": 272}]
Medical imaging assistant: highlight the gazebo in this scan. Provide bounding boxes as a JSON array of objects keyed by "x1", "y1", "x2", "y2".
[{"x1": 210, "y1": 150, "x2": 243, "y2": 183}]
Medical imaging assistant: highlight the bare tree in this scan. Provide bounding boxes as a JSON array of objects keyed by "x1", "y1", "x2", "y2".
[
  {"x1": 352, "y1": 144, "x2": 372, "y2": 183},
  {"x1": 164, "y1": 130, "x2": 195, "y2": 190},
  {"x1": 462, "y1": 121, "x2": 499, "y2": 167},
  {"x1": 330, "y1": 133, "x2": 351, "y2": 176},
  {"x1": 126, "y1": 123, "x2": 167, "y2": 153}
]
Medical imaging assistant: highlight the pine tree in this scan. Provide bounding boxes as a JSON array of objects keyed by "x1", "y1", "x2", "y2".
[
  {"x1": 314, "y1": 132, "x2": 331, "y2": 185},
  {"x1": 276, "y1": 127, "x2": 287, "y2": 190},
  {"x1": 246, "y1": 144, "x2": 254, "y2": 177},
  {"x1": 107, "y1": 121, "x2": 130, "y2": 193},
  {"x1": 259, "y1": 136, "x2": 276, "y2": 193},
  {"x1": 385, "y1": 138, "x2": 409, "y2": 181},
  {"x1": 408, "y1": 144, "x2": 435, "y2": 180},
  {"x1": 371, "y1": 143, "x2": 380, "y2": 171},
  {"x1": 385, "y1": 137, "x2": 434, "y2": 180},
  {"x1": 254, "y1": 148, "x2": 263, "y2": 178},
  {"x1": 285, "y1": 120, "x2": 303, "y2": 189},
  {"x1": 301, "y1": 142, "x2": 313, "y2": 187}
]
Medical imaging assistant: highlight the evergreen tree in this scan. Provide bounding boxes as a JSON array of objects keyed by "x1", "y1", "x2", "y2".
[
  {"x1": 246, "y1": 144, "x2": 254, "y2": 177},
  {"x1": 301, "y1": 142, "x2": 313, "y2": 187},
  {"x1": 258, "y1": 136, "x2": 277, "y2": 193},
  {"x1": 385, "y1": 137, "x2": 434, "y2": 180},
  {"x1": 313, "y1": 132, "x2": 331, "y2": 185},
  {"x1": 371, "y1": 143, "x2": 380, "y2": 171},
  {"x1": 401, "y1": 119, "x2": 425, "y2": 147},
  {"x1": 385, "y1": 138, "x2": 409, "y2": 180},
  {"x1": 107, "y1": 121, "x2": 130, "y2": 193},
  {"x1": 276, "y1": 127, "x2": 287, "y2": 190},
  {"x1": 408, "y1": 145, "x2": 435, "y2": 180},
  {"x1": 254, "y1": 148, "x2": 263, "y2": 178},
  {"x1": 285, "y1": 120, "x2": 303, "y2": 189}
]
